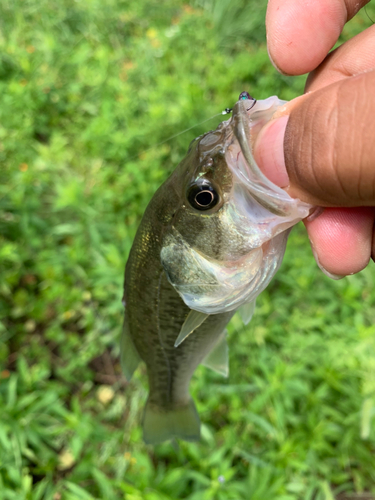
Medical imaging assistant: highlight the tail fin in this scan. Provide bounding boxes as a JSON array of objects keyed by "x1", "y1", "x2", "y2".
[{"x1": 142, "y1": 399, "x2": 200, "y2": 444}]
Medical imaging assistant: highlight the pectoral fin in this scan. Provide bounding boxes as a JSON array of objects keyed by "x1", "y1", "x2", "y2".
[
  {"x1": 238, "y1": 299, "x2": 256, "y2": 325},
  {"x1": 174, "y1": 310, "x2": 209, "y2": 347},
  {"x1": 120, "y1": 313, "x2": 141, "y2": 381},
  {"x1": 202, "y1": 331, "x2": 229, "y2": 377}
]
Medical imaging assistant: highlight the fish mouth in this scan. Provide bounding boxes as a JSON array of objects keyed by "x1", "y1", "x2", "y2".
[
  {"x1": 231, "y1": 99, "x2": 287, "y2": 216},
  {"x1": 226, "y1": 97, "x2": 312, "y2": 225}
]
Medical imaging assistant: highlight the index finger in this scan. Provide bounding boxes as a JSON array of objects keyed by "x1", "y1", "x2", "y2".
[{"x1": 266, "y1": 0, "x2": 371, "y2": 76}]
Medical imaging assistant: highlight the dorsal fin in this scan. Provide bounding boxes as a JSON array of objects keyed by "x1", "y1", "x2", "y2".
[{"x1": 174, "y1": 310, "x2": 209, "y2": 347}]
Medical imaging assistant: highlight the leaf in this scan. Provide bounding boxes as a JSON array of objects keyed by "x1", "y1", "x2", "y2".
[{"x1": 64, "y1": 481, "x2": 95, "y2": 500}]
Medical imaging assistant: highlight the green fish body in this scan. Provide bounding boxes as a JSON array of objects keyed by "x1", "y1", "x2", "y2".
[{"x1": 122, "y1": 97, "x2": 312, "y2": 444}]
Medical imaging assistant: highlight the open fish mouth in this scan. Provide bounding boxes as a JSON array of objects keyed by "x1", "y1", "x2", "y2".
[{"x1": 227, "y1": 97, "x2": 311, "y2": 224}]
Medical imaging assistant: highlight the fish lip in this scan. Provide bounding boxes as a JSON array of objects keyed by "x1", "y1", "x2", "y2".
[
  {"x1": 225, "y1": 97, "x2": 312, "y2": 222},
  {"x1": 230, "y1": 100, "x2": 290, "y2": 216}
]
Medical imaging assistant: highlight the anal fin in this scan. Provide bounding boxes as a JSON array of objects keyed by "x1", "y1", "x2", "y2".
[
  {"x1": 202, "y1": 331, "x2": 229, "y2": 377},
  {"x1": 174, "y1": 310, "x2": 209, "y2": 347},
  {"x1": 120, "y1": 313, "x2": 141, "y2": 381}
]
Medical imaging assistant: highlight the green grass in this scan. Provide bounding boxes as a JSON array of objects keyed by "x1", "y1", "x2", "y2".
[{"x1": 1, "y1": 0, "x2": 375, "y2": 498}]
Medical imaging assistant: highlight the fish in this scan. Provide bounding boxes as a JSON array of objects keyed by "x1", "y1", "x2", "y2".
[{"x1": 121, "y1": 93, "x2": 312, "y2": 444}]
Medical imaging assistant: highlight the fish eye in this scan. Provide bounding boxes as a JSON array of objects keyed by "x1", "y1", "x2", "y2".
[{"x1": 187, "y1": 182, "x2": 219, "y2": 211}]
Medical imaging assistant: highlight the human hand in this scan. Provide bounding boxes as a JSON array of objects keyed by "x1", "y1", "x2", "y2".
[{"x1": 254, "y1": 0, "x2": 375, "y2": 278}]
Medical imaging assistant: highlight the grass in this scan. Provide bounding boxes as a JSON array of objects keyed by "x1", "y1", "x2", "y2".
[{"x1": 1, "y1": 0, "x2": 375, "y2": 498}]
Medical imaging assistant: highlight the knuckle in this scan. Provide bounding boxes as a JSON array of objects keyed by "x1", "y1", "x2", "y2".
[{"x1": 285, "y1": 74, "x2": 375, "y2": 206}]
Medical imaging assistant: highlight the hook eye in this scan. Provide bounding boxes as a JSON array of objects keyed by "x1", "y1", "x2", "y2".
[{"x1": 238, "y1": 91, "x2": 256, "y2": 111}]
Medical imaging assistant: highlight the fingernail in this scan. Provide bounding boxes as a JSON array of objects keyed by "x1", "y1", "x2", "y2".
[
  {"x1": 254, "y1": 115, "x2": 290, "y2": 188},
  {"x1": 309, "y1": 239, "x2": 345, "y2": 280}
]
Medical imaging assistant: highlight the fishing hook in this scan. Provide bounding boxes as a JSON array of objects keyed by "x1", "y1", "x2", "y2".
[{"x1": 221, "y1": 91, "x2": 257, "y2": 115}]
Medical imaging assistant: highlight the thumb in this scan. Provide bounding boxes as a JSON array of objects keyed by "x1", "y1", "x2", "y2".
[{"x1": 254, "y1": 70, "x2": 375, "y2": 207}]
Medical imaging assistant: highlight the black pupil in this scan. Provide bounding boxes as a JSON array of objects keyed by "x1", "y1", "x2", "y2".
[
  {"x1": 195, "y1": 190, "x2": 213, "y2": 206},
  {"x1": 187, "y1": 182, "x2": 218, "y2": 211}
]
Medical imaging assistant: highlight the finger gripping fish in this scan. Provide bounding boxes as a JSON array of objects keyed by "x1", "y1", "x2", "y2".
[{"x1": 121, "y1": 94, "x2": 312, "y2": 444}]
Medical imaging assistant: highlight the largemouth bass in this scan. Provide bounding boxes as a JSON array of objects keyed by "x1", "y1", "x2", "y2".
[{"x1": 122, "y1": 93, "x2": 312, "y2": 444}]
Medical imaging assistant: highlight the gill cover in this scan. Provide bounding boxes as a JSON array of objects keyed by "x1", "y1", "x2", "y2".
[{"x1": 160, "y1": 96, "x2": 312, "y2": 315}]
